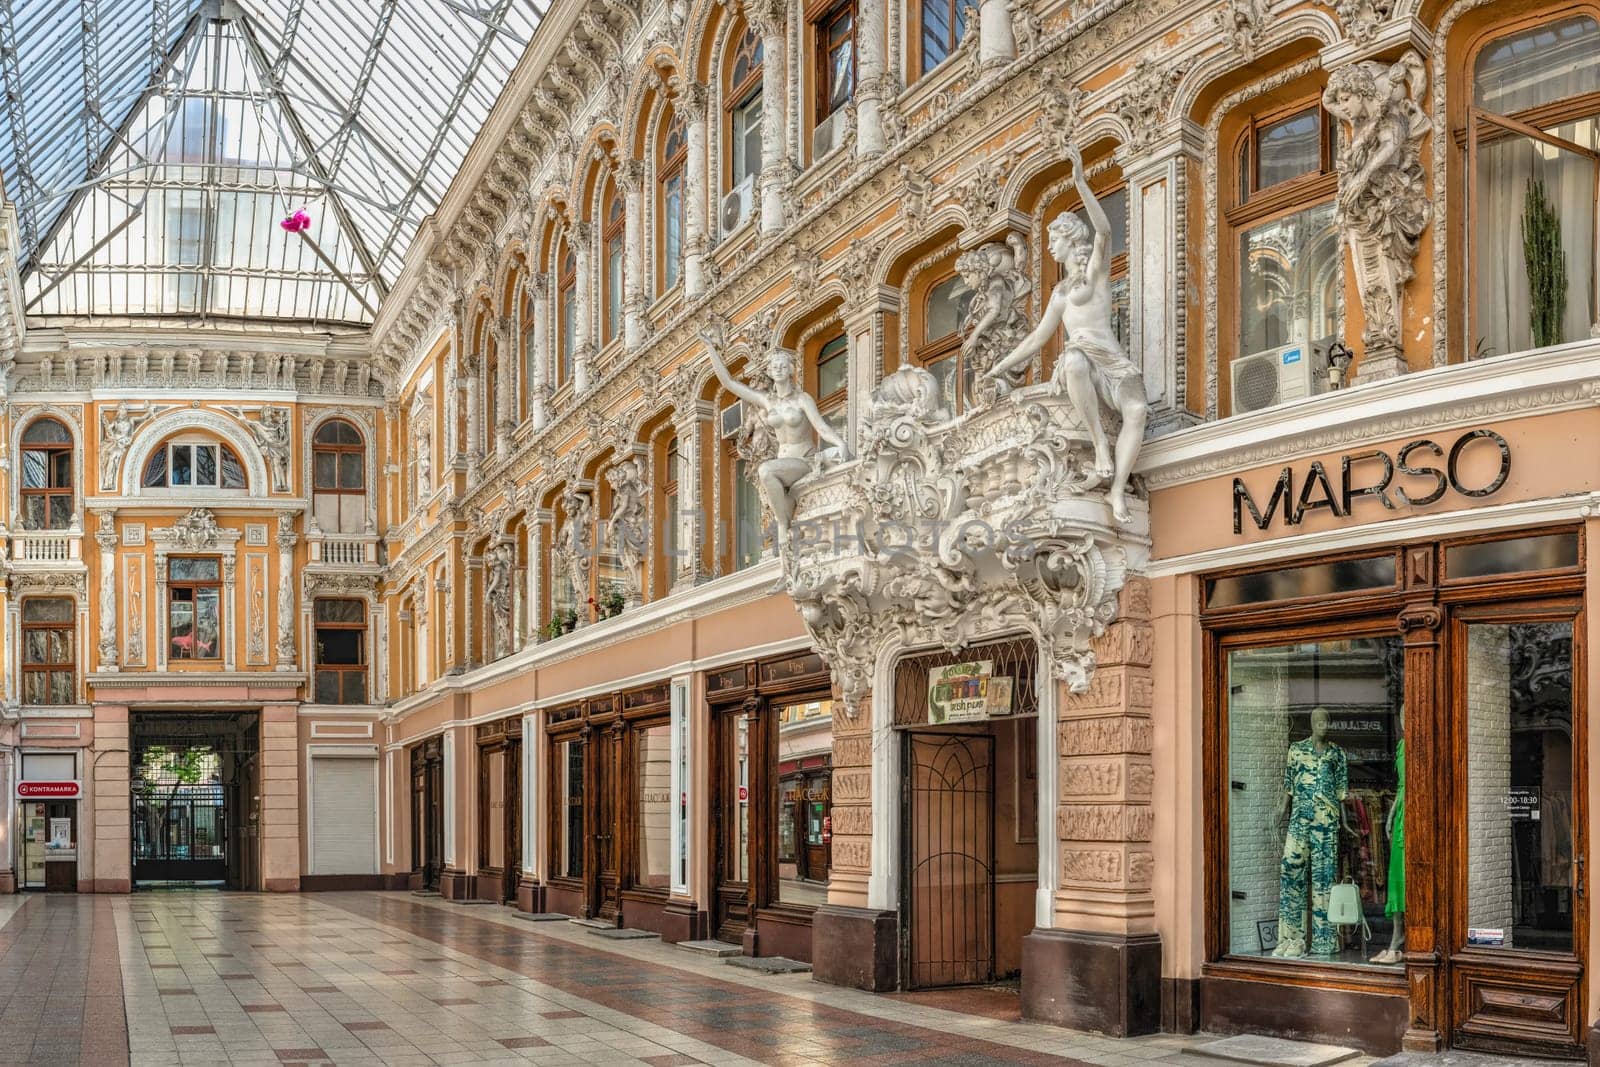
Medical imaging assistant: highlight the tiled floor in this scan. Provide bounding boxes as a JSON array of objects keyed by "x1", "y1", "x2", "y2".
[{"x1": 0, "y1": 891, "x2": 1276, "y2": 1066}]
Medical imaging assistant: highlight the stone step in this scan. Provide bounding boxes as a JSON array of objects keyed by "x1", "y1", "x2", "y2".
[
  {"x1": 1370, "y1": 1053, "x2": 1578, "y2": 1067},
  {"x1": 1184, "y1": 1036, "x2": 1359, "y2": 1067},
  {"x1": 512, "y1": 912, "x2": 572, "y2": 922},
  {"x1": 724, "y1": 955, "x2": 811, "y2": 975},
  {"x1": 568, "y1": 918, "x2": 614, "y2": 929},
  {"x1": 588, "y1": 927, "x2": 660, "y2": 941},
  {"x1": 676, "y1": 939, "x2": 741, "y2": 958}
]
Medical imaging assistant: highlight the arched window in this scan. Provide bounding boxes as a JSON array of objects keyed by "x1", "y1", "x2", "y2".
[
  {"x1": 917, "y1": 272, "x2": 975, "y2": 411},
  {"x1": 478, "y1": 310, "x2": 498, "y2": 448},
  {"x1": 810, "y1": 334, "x2": 848, "y2": 436},
  {"x1": 1467, "y1": 15, "x2": 1600, "y2": 359},
  {"x1": 728, "y1": 26, "x2": 764, "y2": 193},
  {"x1": 663, "y1": 435, "x2": 680, "y2": 581},
  {"x1": 20, "y1": 418, "x2": 74, "y2": 530},
  {"x1": 312, "y1": 419, "x2": 366, "y2": 533},
  {"x1": 660, "y1": 113, "x2": 686, "y2": 293},
  {"x1": 603, "y1": 186, "x2": 625, "y2": 345},
  {"x1": 558, "y1": 244, "x2": 577, "y2": 385},
  {"x1": 721, "y1": 398, "x2": 763, "y2": 572},
  {"x1": 520, "y1": 282, "x2": 536, "y2": 420},
  {"x1": 142, "y1": 435, "x2": 247, "y2": 490},
  {"x1": 1224, "y1": 94, "x2": 1341, "y2": 413},
  {"x1": 916, "y1": 0, "x2": 967, "y2": 74}
]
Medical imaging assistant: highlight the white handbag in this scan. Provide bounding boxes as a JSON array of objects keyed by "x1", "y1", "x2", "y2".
[{"x1": 1329, "y1": 879, "x2": 1371, "y2": 937}]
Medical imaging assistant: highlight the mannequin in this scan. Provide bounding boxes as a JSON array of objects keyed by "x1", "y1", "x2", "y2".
[
  {"x1": 1373, "y1": 717, "x2": 1405, "y2": 964},
  {"x1": 1273, "y1": 707, "x2": 1350, "y2": 958}
]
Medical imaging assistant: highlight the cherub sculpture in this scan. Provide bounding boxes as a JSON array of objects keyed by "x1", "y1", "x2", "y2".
[
  {"x1": 958, "y1": 232, "x2": 1032, "y2": 403},
  {"x1": 989, "y1": 142, "x2": 1147, "y2": 523}
]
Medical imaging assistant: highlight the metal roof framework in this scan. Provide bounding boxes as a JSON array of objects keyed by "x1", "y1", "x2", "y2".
[{"x1": 0, "y1": 0, "x2": 542, "y2": 324}]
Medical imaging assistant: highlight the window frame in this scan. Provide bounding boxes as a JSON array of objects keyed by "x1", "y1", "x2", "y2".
[
  {"x1": 603, "y1": 188, "x2": 626, "y2": 346},
  {"x1": 21, "y1": 598, "x2": 75, "y2": 706},
  {"x1": 810, "y1": 333, "x2": 849, "y2": 427},
  {"x1": 659, "y1": 113, "x2": 687, "y2": 294},
  {"x1": 142, "y1": 436, "x2": 248, "y2": 491},
  {"x1": 811, "y1": 0, "x2": 857, "y2": 123},
  {"x1": 167, "y1": 555, "x2": 223, "y2": 662},
  {"x1": 313, "y1": 597, "x2": 369, "y2": 705},
  {"x1": 19, "y1": 418, "x2": 74, "y2": 531},
  {"x1": 558, "y1": 245, "x2": 577, "y2": 386},
  {"x1": 726, "y1": 24, "x2": 765, "y2": 191},
  {"x1": 914, "y1": 269, "x2": 974, "y2": 413},
  {"x1": 312, "y1": 419, "x2": 366, "y2": 495},
  {"x1": 914, "y1": 0, "x2": 966, "y2": 76}
]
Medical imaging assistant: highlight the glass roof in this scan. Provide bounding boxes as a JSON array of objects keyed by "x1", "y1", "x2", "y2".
[{"x1": 0, "y1": 0, "x2": 542, "y2": 324}]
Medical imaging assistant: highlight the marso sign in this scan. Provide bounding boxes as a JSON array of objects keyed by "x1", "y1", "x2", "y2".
[
  {"x1": 1233, "y1": 427, "x2": 1511, "y2": 535},
  {"x1": 17, "y1": 781, "x2": 81, "y2": 799}
]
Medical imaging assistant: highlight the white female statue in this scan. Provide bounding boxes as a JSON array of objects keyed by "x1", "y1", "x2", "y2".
[
  {"x1": 699, "y1": 327, "x2": 851, "y2": 554},
  {"x1": 988, "y1": 142, "x2": 1147, "y2": 523}
]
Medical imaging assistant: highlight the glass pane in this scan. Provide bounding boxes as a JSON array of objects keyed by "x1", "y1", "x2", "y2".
[
  {"x1": 194, "y1": 588, "x2": 220, "y2": 658},
  {"x1": 816, "y1": 343, "x2": 847, "y2": 398},
  {"x1": 48, "y1": 671, "x2": 74, "y2": 705},
  {"x1": 1448, "y1": 533, "x2": 1580, "y2": 579},
  {"x1": 314, "y1": 452, "x2": 338, "y2": 490},
  {"x1": 1472, "y1": 119, "x2": 1598, "y2": 359},
  {"x1": 1465, "y1": 621, "x2": 1575, "y2": 952},
  {"x1": 21, "y1": 419, "x2": 70, "y2": 445},
  {"x1": 49, "y1": 451, "x2": 72, "y2": 488},
  {"x1": 21, "y1": 498, "x2": 45, "y2": 530},
  {"x1": 48, "y1": 496, "x2": 74, "y2": 530},
  {"x1": 345, "y1": 672, "x2": 367, "y2": 705},
  {"x1": 49, "y1": 629, "x2": 73, "y2": 663},
  {"x1": 826, "y1": 19, "x2": 854, "y2": 114},
  {"x1": 171, "y1": 445, "x2": 192, "y2": 486},
  {"x1": 23, "y1": 673, "x2": 46, "y2": 704},
  {"x1": 194, "y1": 445, "x2": 217, "y2": 486},
  {"x1": 317, "y1": 628, "x2": 364, "y2": 666},
  {"x1": 1257, "y1": 109, "x2": 1322, "y2": 190},
  {"x1": 21, "y1": 450, "x2": 47, "y2": 489},
  {"x1": 1226, "y1": 637, "x2": 1405, "y2": 964},
  {"x1": 776, "y1": 700, "x2": 834, "y2": 906},
  {"x1": 221, "y1": 447, "x2": 246, "y2": 489},
  {"x1": 23, "y1": 631, "x2": 49, "y2": 664},
  {"x1": 733, "y1": 714, "x2": 750, "y2": 883},
  {"x1": 1474, "y1": 17, "x2": 1600, "y2": 113},
  {"x1": 734, "y1": 459, "x2": 762, "y2": 571},
  {"x1": 1239, "y1": 200, "x2": 1342, "y2": 357},
  {"x1": 926, "y1": 275, "x2": 973, "y2": 341},
  {"x1": 23, "y1": 599, "x2": 73, "y2": 624},
  {"x1": 143, "y1": 448, "x2": 168, "y2": 488},
  {"x1": 339, "y1": 452, "x2": 364, "y2": 490},
  {"x1": 169, "y1": 558, "x2": 220, "y2": 582},
  {"x1": 169, "y1": 601, "x2": 195, "y2": 659},
  {"x1": 316, "y1": 598, "x2": 366, "y2": 624},
  {"x1": 921, "y1": 0, "x2": 951, "y2": 71},
  {"x1": 563, "y1": 741, "x2": 585, "y2": 878},
  {"x1": 1207, "y1": 555, "x2": 1396, "y2": 609},
  {"x1": 315, "y1": 670, "x2": 340, "y2": 705},
  {"x1": 636, "y1": 724, "x2": 673, "y2": 890},
  {"x1": 664, "y1": 178, "x2": 682, "y2": 289},
  {"x1": 925, "y1": 355, "x2": 957, "y2": 411},
  {"x1": 1076, "y1": 186, "x2": 1128, "y2": 261}
]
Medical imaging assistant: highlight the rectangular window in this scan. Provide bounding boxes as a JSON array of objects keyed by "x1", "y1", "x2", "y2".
[
  {"x1": 560, "y1": 288, "x2": 576, "y2": 381},
  {"x1": 21, "y1": 598, "x2": 75, "y2": 705},
  {"x1": 1224, "y1": 636, "x2": 1404, "y2": 965},
  {"x1": 560, "y1": 740, "x2": 585, "y2": 878},
  {"x1": 733, "y1": 456, "x2": 762, "y2": 571},
  {"x1": 314, "y1": 598, "x2": 368, "y2": 705},
  {"x1": 1238, "y1": 200, "x2": 1343, "y2": 356},
  {"x1": 168, "y1": 557, "x2": 222, "y2": 661},
  {"x1": 606, "y1": 234, "x2": 624, "y2": 342},
  {"x1": 814, "y1": 335, "x2": 848, "y2": 437},
  {"x1": 732, "y1": 91, "x2": 763, "y2": 187},
  {"x1": 636, "y1": 722, "x2": 673, "y2": 890},
  {"x1": 1255, "y1": 108, "x2": 1325, "y2": 191},
  {"x1": 663, "y1": 174, "x2": 682, "y2": 290},
  {"x1": 817, "y1": 3, "x2": 855, "y2": 120},
  {"x1": 919, "y1": 0, "x2": 966, "y2": 73}
]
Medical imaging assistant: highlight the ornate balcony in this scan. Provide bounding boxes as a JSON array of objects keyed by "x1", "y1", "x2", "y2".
[{"x1": 8, "y1": 527, "x2": 81, "y2": 563}]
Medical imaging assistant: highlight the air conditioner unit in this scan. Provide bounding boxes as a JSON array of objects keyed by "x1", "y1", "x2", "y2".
[
  {"x1": 812, "y1": 108, "x2": 849, "y2": 161},
  {"x1": 1230, "y1": 340, "x2": 1330, "y2": 414},
  {"x1": 720, "y1": 400, "x2": 744, "y2": 439},
  {"x1": 720, "y1": 175, "x2": 756, "y2": 238}
]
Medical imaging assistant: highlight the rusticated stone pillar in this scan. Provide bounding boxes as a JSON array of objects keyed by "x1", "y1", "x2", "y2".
[{"x1": 1023, "y1": 577, "x2": 1160, "y2": 1036}]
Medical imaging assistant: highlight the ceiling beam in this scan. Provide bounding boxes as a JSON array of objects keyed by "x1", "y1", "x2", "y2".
[{"x1": 321, "y1": 0, "x2": 398, "y2": 177}]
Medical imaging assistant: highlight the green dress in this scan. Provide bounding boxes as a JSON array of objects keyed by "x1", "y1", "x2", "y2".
[{"x1": 1386, "y1": 738, "x2": 1405, "y2": 917}]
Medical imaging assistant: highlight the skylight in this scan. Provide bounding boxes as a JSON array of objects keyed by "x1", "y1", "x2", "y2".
[{"x1": 0, "y1": 0, "x2": 541, "y2": 324}]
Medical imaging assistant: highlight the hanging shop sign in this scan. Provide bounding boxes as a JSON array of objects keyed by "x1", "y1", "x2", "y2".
[
  {"x1": 928, "y1": 661, "x2": 1015, "y2": 724},
  {"x1": 17, "y1": 781, "x2": 81, "y2": 799},
  {"x1": 1233, "y1": 427, "x2": 1512, "y2": 534}
]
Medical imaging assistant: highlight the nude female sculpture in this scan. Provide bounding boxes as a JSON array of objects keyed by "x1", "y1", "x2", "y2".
[
  {"x1": 988, "y1": 143, "x2": 1147, "y2": 523},
  {"x1": 699, "y1": 328, "x2": 851, "y2": 553}
]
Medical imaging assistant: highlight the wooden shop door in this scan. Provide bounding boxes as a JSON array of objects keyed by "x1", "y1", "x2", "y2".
[
  {"x1": 589, "y1": 729, "x2": 622, "y2": 922},
  {"x1": 504, "y1": 736, "x2": 522, "y2": 904},
  {"x1": 711, "y1": 707, "x2": 754, "y2": 944},
  {"x1": 1444, "y1": 599, "x2": 1586, "y2": 1058},
  {"x1": 904, "y1": 730, "x2": 995, "y2": 989}
]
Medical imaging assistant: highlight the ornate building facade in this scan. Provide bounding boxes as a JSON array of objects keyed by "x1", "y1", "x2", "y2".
[{"x1": 2, "y1": 0, "x2": 1599, "y2": 1057}]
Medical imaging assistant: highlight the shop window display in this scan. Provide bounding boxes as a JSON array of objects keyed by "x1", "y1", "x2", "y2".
[
  {"x1": 775, "y1": 698, "x2": 833, "y2": 906},
  {"x1": 636, "y1": 722, "x2": 673, "y2": 890},
  {"x1": 1226, "y1": 636, "x2": 1404, "y2": 966}
]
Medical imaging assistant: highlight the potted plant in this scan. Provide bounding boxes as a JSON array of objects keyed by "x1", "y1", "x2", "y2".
[{"x1": 1522, "y1": 178, "x2": 1567, "y2": 350}]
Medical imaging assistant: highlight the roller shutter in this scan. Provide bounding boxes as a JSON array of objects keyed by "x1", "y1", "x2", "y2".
[{"x1": 311, "y1": 756, "x2": 377, "y2": 875}]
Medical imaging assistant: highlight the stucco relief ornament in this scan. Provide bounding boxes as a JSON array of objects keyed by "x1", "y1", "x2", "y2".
[
  {"x1": 990, "y1": 143, "x2": 1148, "y2": 524},
  {"x1": 99, "y1": 403, "x2": 140, "y2": 491},
  {"x1": 248, "y1": 406, "x2": 294, "y2": 492},
  {"x1": 605, "y1": 457, "x2": 648, "y2": 606},
  {"x1": 700, "y1": 321, "x2": 850, "y2": 575},
  {"x1": 1214, "y1": 0, "x2": 1267, "y2": 59},
  {"x1": 558, "y1": 486, "x2": 594, "y2": 622},
  {"x1": 956, "y1": 232, "x2": 1032, "y2": 406},
  {"x1": 1323, "y1": 51, "x2": 1430, "y2": 381},
  {"x1": 484, "y1": 542, "x2": 516, "y2": 659},
  {"x1": 1334, "y1": 0, "x2": 1392, "y2": 44},
  {"x1": 1114, "y1": 57, "x2": 1186, "y2": 154},
  {"x1": 170, "y1": 508, "x2": 222, "y2": 551}
]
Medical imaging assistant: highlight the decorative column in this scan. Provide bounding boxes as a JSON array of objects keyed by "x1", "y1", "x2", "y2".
[
  {"x1": 1022, "y1": 577, "x2": 1159, "y2": 1036},
  {"x1": 526, "y1": 273, "x2": 550, "y2": 430},
  {"x1": 94, "y1": 510, "x2": 118, "y2": 672},
  {"x1": 154, "y1": 552, "x2": 170, "y2": 671},
  {"x1": 621, "y1": 161, "x2": 646, "y2": 350},
  {"x1": 682, "y1": 84, "x2": 710, "y2": 297},
  {"x1": 1122, "y1": 129, "x2": 1203, "y2": 431},
  {"x1": 751, "y1": 0, "x2": 789, "y2": 234},
  {"x1": 672, "y1": 403, "x2": 712, "y2": 589},
  {"x1": 274, "y1": 512, "x2": 298, "y2": 670},
  {"x1": 978, "y1": 0, "x2": 1017, "y2": 68},
  {"x1": 571, "y1": 221, "x2": 594, "y2": 393},
  {"x1": 222, "y1": 555, "x2": 237, "y2": 671},
  {"x1": 495, "y1": 315, "x2": 516, "y2": 456},
  {"x1": 529, "y1": 510, "x2": 550, "y2": 644},
  {"x1": 465, "y1": 553, "x2": 483, "y2": 668},
  {"x1": 854, "y1": 0, "x2": 887, "y2": 156}
]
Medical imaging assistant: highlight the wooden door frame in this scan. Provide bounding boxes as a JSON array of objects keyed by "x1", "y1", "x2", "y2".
[
  {"x1": 410, "y1": 737, "x2": 445, "y2": 890},
  {"x1": 619, "y1": 681, "x2": 673, "y2": 909},
  {"x1": 545, "y1": 702, "x2": 589, "y2": 912},
  {"x1": 475, "y1": 718, "x2": 519, "y2": 902}
]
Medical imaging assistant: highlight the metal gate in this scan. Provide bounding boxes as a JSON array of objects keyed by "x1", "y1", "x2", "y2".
[
  {"x1": 905, "y1": 731, "x2": 995, "y2": 989},
  {"x1": 132, "y1": 781, "x2": 228, "y2": 884}
]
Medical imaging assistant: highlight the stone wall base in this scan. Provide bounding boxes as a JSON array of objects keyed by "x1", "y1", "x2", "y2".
[
  {"x1": 515, "y1": 876, "x2": 545, "y2": 913},
  {"x1": 659, "y1": 899, "x2": 706, "y2": 944},
  {"x1": 438, "y1": 868, "x2": 469, "y2": 901},
  {"x1": 812, "y1": 905, "x2": 898, "y2": 992},
  {"x1": 1021, "y1": 928, "x2": 1161, "y2": 1036},
  {"x1": 1199, "y1": 974, "x2": 1406, "y2": 1055}
]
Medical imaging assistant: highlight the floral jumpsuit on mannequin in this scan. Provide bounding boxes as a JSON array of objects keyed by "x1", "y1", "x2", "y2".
[{"x1": 1274, "y1": 737, "x2": 1349, "y2": 957}]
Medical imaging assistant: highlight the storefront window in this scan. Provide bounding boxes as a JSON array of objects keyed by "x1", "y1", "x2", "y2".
[
  {"x1": 560, "y1": 739, "x2": 584, "y2": 878},
  {"x1": 1464, "y1": 621, "x2": 1574, "y2": 952},
  {"x1": 1226, "y1": 636, "x2": 1404, "y2": 966},
  {"x1": 636, "y1": 722, "x2": 672, "y2": 890},
  {"x1": 775, "y1": 699, "x2": 833, "y2": 906}
]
